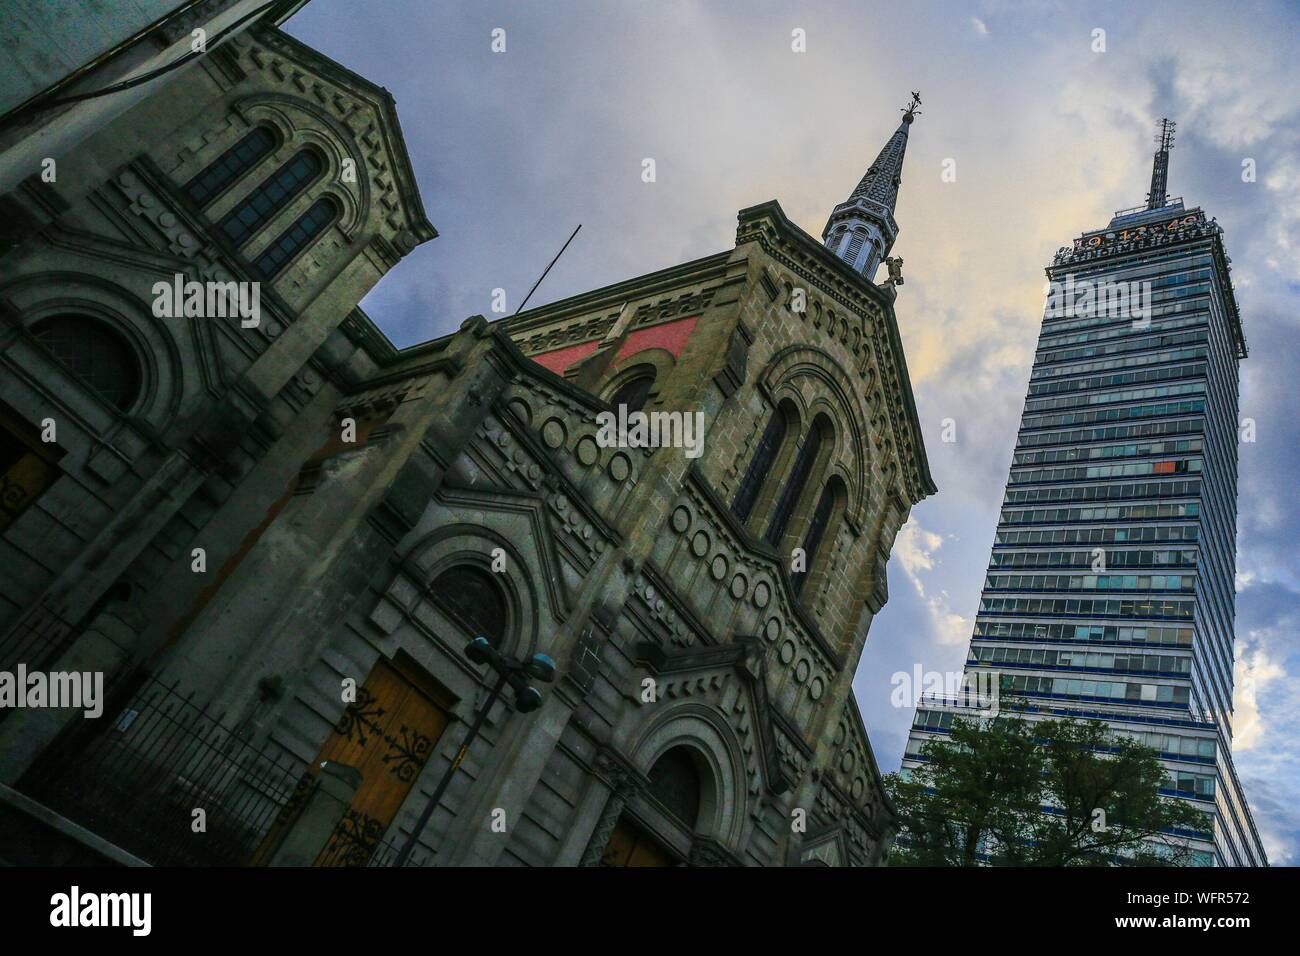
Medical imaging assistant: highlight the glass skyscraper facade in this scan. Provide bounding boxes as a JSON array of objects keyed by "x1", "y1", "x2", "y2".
[{"x1": 902, "y1": 128, "x2": 1268, "y2": 866}]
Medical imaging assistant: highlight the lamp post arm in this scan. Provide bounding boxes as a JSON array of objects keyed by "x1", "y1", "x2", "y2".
[{"x1": 394, "y1": 672, "x2": 508, "y2": 867}]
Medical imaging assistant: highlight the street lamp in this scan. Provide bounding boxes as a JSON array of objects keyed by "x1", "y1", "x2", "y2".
[{"x1": 393, "y1": 638, "x2": 556, "y2": 867}]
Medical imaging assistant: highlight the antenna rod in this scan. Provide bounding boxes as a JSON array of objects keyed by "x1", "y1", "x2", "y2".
[
  {"x1": 1146, "y1": 118, "x2": 1176, "y2": 210},
  {"x1": 514, "y1": 224, "x2": 582, "y2": 315}
]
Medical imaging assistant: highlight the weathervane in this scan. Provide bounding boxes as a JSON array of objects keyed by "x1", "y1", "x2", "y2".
[{"x1": 902, "y1": 91, "x2": 922, "y2": 119}]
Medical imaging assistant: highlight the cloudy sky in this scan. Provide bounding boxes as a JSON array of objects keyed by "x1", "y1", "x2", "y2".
[{"x1": 283, "y1": 0, "x2": 1300, "y2": 863}]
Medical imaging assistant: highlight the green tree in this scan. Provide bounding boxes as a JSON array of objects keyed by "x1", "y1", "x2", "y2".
[{"x1": 885, "y1": 712, "x2": 1210, "y2": 866}]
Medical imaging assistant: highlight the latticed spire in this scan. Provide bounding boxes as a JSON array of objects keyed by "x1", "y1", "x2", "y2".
[
  {"x1": 822, "y1": 92, "x2": 920, "y2": 280},
  {"x1": 849, "y1": 112, "x2": 913, "y2": 208}
]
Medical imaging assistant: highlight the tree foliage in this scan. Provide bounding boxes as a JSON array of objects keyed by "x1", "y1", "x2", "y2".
[{"x1": 885, "y1": 713, "x2": 1210, "y2": 866}]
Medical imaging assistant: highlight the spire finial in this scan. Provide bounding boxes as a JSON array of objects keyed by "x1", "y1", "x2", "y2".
[
  {"x1": 902, "y1": 91, "x2": 922, "y2": 123},
  {"x1": 1146, "y1": 117, "x2": 1176, "y2": 210},
  {"x1": 821, "y1": 93, "x2": 921, "y2": 279}
]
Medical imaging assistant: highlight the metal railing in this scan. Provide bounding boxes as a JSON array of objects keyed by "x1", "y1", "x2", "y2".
[
  {"x1": 21, "y1": 673, "x2": 308, "y2": 866},
  {"x1": 0, "y1": 605, "x2": 76, "y2": 686}
]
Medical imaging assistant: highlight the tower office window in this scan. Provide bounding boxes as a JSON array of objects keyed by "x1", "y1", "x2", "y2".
[
  {"x1": 183, "y1": 127, "x2": 277, "y2": 207},
  {"x1": 218, "y1": 148, "x2": 324, "y2": 248}
]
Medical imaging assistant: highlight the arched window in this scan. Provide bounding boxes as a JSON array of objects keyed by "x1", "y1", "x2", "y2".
[
  {"x1": 30, "y1": 315, "x2": 140, "y2": 411},
  {"x1": 253, "y1": 197, "x2": 338, "y2": 279},
  {"x1": 183, "y1": 126, "x2": 277, "y2": 207},
  {"x1": 218, "y1": 148, "x2": 324, "y2": 248},
  {"x1": 608, "y1": 367, "x2": 656, "y2": 413},
  {"x1": 731, "y1": 410, "x2": 787, "y2": 523},
  {"x1": 794, "y1": 481, "x2": 837, "y2": 595},
  {"x1": 431, "y1": 565, "x2": 507, "y2": 645},
  {"x1": 765, "y1": 417, "x2": 829, "y2": 547},
  {"x1": 647, "y1": 747, "x2": 701, "y2": 829}
]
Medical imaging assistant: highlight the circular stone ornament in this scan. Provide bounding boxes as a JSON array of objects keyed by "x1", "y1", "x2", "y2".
[
  {"x1": 541, "y1": 419, "x2": 566, "y2": 449},
  {"x1": 671, "y1": 505, "x2": 691, "y2": 533},
  {"x1": 575, "y1": 436, "x2": 599, "y2": 466},
  {"x1": 691, "y1": 531, "x2": 710, "y2": 557}
]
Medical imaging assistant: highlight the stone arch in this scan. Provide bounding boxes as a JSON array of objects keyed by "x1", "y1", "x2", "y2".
[
  {"x1": 599, "y1": 347, "x2": 675, "y2": 409},
  {"x1": 601, "y1": 360, "x2": 658, "y2": 411},
  {"x1": 395, "y1": 523, "x2": 542, "y2": 659},
  {"x1": 759, "y1": 345, "x2": 869, "y2": 528},
  {"x1": 1, "y1": 271, "x2": 186, "y2": 430},
  {"x1": 764, "y1": 410, "x2": 834, "y2": 553},
  {"x1": 731, "y1": 395, "x2": 800, "y2": 532},
  {"x1": 227, "y1": 94, "x2": 368, "y2": 237},
  {"x1": 631, "y1": 701, "x2": 748, "y2": 849}
]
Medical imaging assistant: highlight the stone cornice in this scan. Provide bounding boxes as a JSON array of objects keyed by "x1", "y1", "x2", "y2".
[{"x1": 503, "y1": 249, "x2": 735, "y2": 338}]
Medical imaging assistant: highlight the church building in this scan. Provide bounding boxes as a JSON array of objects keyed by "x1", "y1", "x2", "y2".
[{"x1": 0, "y1": 1, "x2": 933, "y2": 867}]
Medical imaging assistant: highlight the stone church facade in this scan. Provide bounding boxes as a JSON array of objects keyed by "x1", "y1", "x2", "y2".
[{"x1": 0, "y1": 5, "x2": 933, "y2": 867}]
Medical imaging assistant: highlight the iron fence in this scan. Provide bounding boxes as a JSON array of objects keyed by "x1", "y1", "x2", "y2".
[
  {"x1": 0, "y1": 605, "x2": 76, "y2": 684},
  {"x1": 21, "y1": 673, "x2": 308, "y2": 866}
]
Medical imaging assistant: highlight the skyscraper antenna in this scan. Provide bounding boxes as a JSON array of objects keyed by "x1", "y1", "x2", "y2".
[
  {"x1": 1156, "y1": 117, "x2": 1176, "y2": 152},
  {"x1": 1146, "y1": 118, "x2": 1176, "y2": 210}
]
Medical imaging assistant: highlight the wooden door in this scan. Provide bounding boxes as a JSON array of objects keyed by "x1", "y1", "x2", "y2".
[
  {"x1": 601, "y1": 815, "x2": 677, "y2": 867},
  {"x1": 312, "y1": 658, "x2": 451, "y2": 866}
]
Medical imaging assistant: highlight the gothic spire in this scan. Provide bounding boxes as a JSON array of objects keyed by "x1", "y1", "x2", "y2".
[
  {"x1": 823, "y1": 92, "x2": 920, "y2": 280},
  {"x1": 1146, "y1": 118, "x2": 1176, "y2": 210}
]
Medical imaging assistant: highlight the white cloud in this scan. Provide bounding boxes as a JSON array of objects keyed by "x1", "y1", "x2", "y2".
[
  {"x1": 970, "y1": 17, "x2": 990, "y2": 38},
  {"x1": 895, "y1": 518, "x2": 971, "y2": 647},
  {"x1": 1232, "y1": 638, "x2": 1286, "y2": 751}
]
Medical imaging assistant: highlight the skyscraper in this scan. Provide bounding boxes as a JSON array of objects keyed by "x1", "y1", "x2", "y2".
[{"x1": 902, "y1": 120, "x2": 1268, "y2": 866}]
